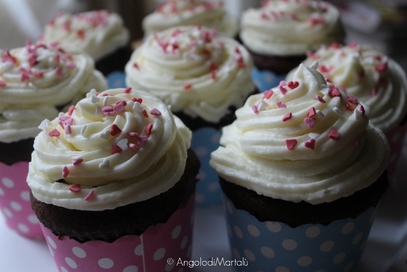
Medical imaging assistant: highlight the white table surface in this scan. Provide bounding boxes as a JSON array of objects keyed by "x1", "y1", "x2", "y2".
[{"x1": 1, "y1": 142, "x2": 407, "y2": 272}]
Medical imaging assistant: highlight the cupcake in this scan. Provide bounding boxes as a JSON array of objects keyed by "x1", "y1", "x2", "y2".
[
  {"x1": 142, "y1": 0, "x2": 239, "y2": 38},
  {"x1": 210, "y1": 63, "x2": 389, "y2": 271},
  {"x1": 125, "y1": 25, "x2": 256, "y2": 205},
  {"x1": 0, "y1": 42, "x2": 107, "y2": 238},
  {"x1": 289, "y1": 42, "x2": 407, "y2": 180},
  {"x1": 27, "y1": 87, "x2": 200, "y2": 271},
  {"x1": 240, "y1": 0, "x2": 345, "y2": 91},
  {"x1": 40, "y1": 10, "x2": 130, "y2": 76}
]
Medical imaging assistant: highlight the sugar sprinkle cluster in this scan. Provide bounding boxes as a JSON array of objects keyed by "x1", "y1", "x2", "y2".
[
  {"x1": 251, "y1": 68, "x2": 366, "y2": 151},
  {"x1": 40, "y1": 87, "x2": 162, "y2": 201},
  {"x1": 46, "y1": 10, "x2": 111, "y2": 41},
  {"x1": 0, "y1": 41, "x2": 76, "y2": 88},
  {"x1": 156, "y1": 0, "x2": 223, "y2": 15},
  {"x1": 306, "y1": 42, "x2": 390, "y2": 98},
  {"x1": 132, "y1": 26, "x2": 246, "y2": 91},
  {"x1": 260, "y1": 0, "x2": 331, "y2": 25}
]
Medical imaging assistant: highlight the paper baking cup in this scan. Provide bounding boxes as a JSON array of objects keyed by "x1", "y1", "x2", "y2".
[
  {"x1": 223, "y1": 196, "x2": 378, "y2": 272},
  {"x1": 41, "y1": 194, "x2": 195, "y2": 272},
  {"x1": 384, "y1": 121, "x2": 407, "y2": 182},
  {"x1": 251, "y1": 68, "x2": 286, "y2": 93},
  {"x1": 0, "y1": 161, "x2": 43, "y2": 239},
  {"x1": 191, "y1": 127, "x2": 223, "y2": 206},
  {"x1": 106, "y1": 71, "x2": 126, "y2": 89}
]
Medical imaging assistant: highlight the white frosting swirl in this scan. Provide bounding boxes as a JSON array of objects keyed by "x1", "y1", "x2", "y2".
[
  {"x1": 291, "y1": 43, "x2": 407, "y2": 131},
  {"x1": 143, "y1": 0, "x2": 238, "y2": 38},
  {"x1": 27, "y1": 88, "x2": 192, "y2": 211},
  {"x1": 125, "y1": 26, "x2": 255, "y2": 123},
  {"x1": 240, "y1": 0, "x2": 345, "y2": 56},
  {"x1": 41, "y1": 10, "x2": 129, "y2": 60},
  {"x1": 0, "y1": 43, "x2": 107, "y2": 143},
  {"x1": 210, "y1": 63, "x2": 389, "y2": 204}
]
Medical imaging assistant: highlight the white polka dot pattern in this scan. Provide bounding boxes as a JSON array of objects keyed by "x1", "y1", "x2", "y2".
[
  {"x1": 41, "y1": 194, "x2": 196, "y2": 272},
  {"x1": 0, "y1": 161, "x2": 43, "y2": 238},
  {"x1": 224, "y1": 197, "x2": 378, "y2": 271}
]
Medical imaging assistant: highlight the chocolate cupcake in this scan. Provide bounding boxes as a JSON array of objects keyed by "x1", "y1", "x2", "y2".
[
  {"x1": 240, "y1": 0, "x2": 345, "y2": 91},
  {"x1": 210, "y1": 63, "x2": 389, "y2": 271},
  {"x1": 0, "y1": 42, "x2": 107, "y2": 238},
  {"x1": 125, "y1": 25, "x2": 256, "y2": 205},
  {"x1": 289, "y1": 42, "x2": 407, "y2": 180},
  {"x1": 28, "y1": 88, "x2": 200, "y2": 271},
  {"x1": 40, "y1": 10, "x2": 131, "y2": 76}
]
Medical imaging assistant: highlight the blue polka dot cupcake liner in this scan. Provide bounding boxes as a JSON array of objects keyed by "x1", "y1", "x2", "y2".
[
  {"x1": 191, "y1": 127, "x2": 223, "y2": 206},
  {"x1": 106, "y1": 71, "x2": 126, "y2": 89},
  {"x1": 223, "y1": 196, "x2": 378, "y2": 272},
  {"x1": 251, "y1": 67, "x2": 286, "y2": 93}
]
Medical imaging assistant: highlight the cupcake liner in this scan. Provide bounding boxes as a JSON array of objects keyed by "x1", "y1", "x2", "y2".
[
  {"x1": 41, "y1": 194, "x2": 195, "y2": 272},
  {"x1": 223, "y1": 195, "x2": 378, "y2": 272},
  {"x1": 0, "y1": 161, "x2": 43, "y2": 239},
  {"x1": 251, "y1": 67, "x2": 286, "y2": 93},
  {"x1": 191, "y1": 127, "x2": 223, "y2": 206},
  {"x1": 384, "y1": 121, "x2": 407, "y2": 181}
]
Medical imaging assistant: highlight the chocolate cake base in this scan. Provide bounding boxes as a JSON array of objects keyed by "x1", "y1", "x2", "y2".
[
  {"x1": 247, "y1": 48, "x2": 306, "y2": 75},
  {"x1": 173, "y1": 89, "x2": 259, "y2": 131},
  {"x1": 0, "y1": 138, "x2": 34, "y2": 165},
  {"x1": 31, "y1": 149, "x2": 200, "y2": 243},
  {"x1": 220, "y1": 172, "x2": 388, "y2": 227}
]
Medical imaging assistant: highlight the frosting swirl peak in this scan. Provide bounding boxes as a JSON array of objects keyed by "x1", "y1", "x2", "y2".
[
  {"x1": 143, "y1": 0, "x2": 238, "y2": 38},
  {"x1": 240, "y1": 0, "x2": 345, "y2": 56},
  {"x1": 125, "y1": 26, "x2": 255, "y2": 123}
]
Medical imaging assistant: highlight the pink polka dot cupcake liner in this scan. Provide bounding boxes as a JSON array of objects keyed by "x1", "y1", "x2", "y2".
[
  {"x1": 41, "y1": 194, "x2": 196, "y2": 272},
  {"x1": 251, "y1": 68, "x2": 286, "y2": 93},
  {"x1": 384, "y1": 121, "x2": 407, "y2": 182},
  {"x1": 191, "y1": 127, "x2": 223, "y2": 206},
  {"x1": 223, "y1": 196, "x2": 378, "y2": 272},
  {"x1": 0, "y1": 161, "x2": 43, "y2": 239}
]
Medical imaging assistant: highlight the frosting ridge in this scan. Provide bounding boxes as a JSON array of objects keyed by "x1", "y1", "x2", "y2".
[
  {"x1": 210, "y1": 63, "x2": 389, "y2": 204},
  {"x1": 143, "y1": 0, "x2": 238, "y2": 38},
  {"x1": 125, "y1": 26, "x2": 255, "y2": 123},
  {"x1": 292, "y1": 43, "x2": 407, "y2": 131},
  {"x1": 0, "y1": 42, "x2": 107, "y2": 143},
  {"x1": 240, "y1": 0, "x2": 345, "y2": 56},
  {"x1": 27, "y1": 88, "x2": 192, "y2": 211},
  {"x1": 41, "y1": 10, "x2": 129, "y2": 60}
]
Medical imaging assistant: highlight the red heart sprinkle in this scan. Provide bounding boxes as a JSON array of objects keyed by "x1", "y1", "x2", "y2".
[
  {"x1": 305, "y1": 139, "x2": 316, "y2": 150},
  {"x1": 287, "y1": 81, "x2": 299, "y2": 89},
  {"x1": 286, "y1": 139, "x2": 297, "y2": 150},
  {"x1": 110, "y1": 124, "x2": 122, "y2": 136}
]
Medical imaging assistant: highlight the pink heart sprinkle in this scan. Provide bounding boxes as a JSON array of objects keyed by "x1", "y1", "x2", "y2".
[
  {"x1": 49, "y1": 129, "x2": 60, "y2": 137},
  {"x1": 304, "y1": 118, "x2": 316, "y2": 128},
  {"x1": 72, "y1": 158, "x2": 83, "y2": 165},
  {"x1": 69, "y1": 184, "x2": 81, "y2": 193},
  {"x1": 328, "y1": 129, "x2": 341, "y2": 140},
  {"x1": 305, "y1": 138, "x2": 316, "y2": 150},
  {"x1": 150, "y1": 108, "x2": 162, "y2": 116},
  {"x1": 62, "y1": 166, "x2": 69, "y2": 178},
  {"x1": 285, "y1": 139, "x2": 297, "y2": 150}
]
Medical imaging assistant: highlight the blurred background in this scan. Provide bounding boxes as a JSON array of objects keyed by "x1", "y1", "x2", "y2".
[{"x1": 1, "y1": 0, "x2": 407, "y2": 70}]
